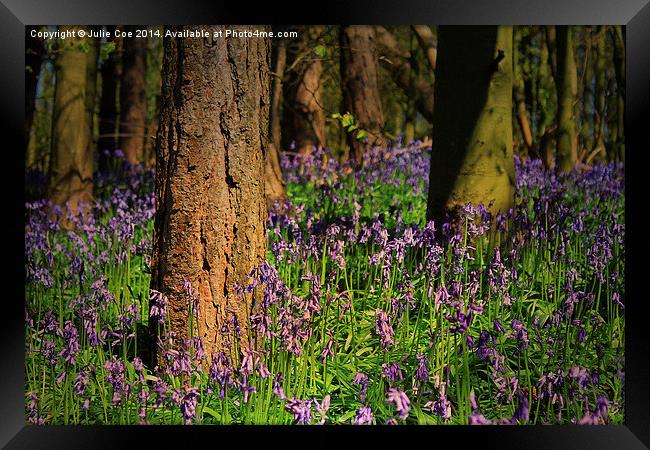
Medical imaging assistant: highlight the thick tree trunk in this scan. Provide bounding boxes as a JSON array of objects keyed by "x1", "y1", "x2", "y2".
[
  {"x1": 340, "y1": 26, "x2": 386, "y2": 162},
  {"x1": 266, "y1": 38, "x2": 287, "y2": 207},
  {"x1": 25, "y1": 33, "x2": 44, "y2": 150},
  {"x1": 151, "y1": 26, "x2": 270, "y2": 364},
  {"x1": 427, "y1": 26, "x2": 514, "y2": 224},
  {"x1": 555, "y1": 26, "x2": 578, "y2": 173},
  {"x1": 48, "y1": 26, "x2": 93, "y2": 220},
  {"x1": 119, "y1": 26, "x2": 147, "y2": 166}
]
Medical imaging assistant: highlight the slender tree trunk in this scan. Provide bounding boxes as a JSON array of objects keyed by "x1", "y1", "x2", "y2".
[
  {"x1": 288, "y1": 26, "x2": 326, "y2": 155},
  {"x1": 266, "y1": 38, "x2": 287, "y2": 207},
  {"x1": 340, "y1": 25, "x2": 386, "y2": 163},
  {"x1": 119, "y1": 26, "x2": 147, "y2": 166},
  {"x1": 427, "y1": 26, "x2": 514, "y2": 224},
  {"x1": 555, "y1": 26, "x2": 578, "y2": 173},
  {"x1": 143, "y1": 33, "x2": 164, "y2": 168},
  {"x1": 593, "y1": 26, "x2": 607, "y2": 160},
  {"x1": 48, "y1": 25, "x2": 93, "y2": 221},
  {"x1": 151, "y1": 26, "x2": 270, "y2": 364},
  {"x1": 98, "y1": 26, "x2": 120, "y2": 171},
  {"x1": 545, "y1": 26, "x2": 558, "y2": 82},
  {"x1": 611, "y1": 25, "x2": 625, "y2": 161},
  {"x1": 25, "y1": 33, "x2": 44, "y2": 151},
  {"x1": 513, "y1": 28, "x2": 534, "y2": 154},
  {"x1": 539, "y1": 28, "x2": 557, "y2": 169},
  {"x1": 412, "y1": 25, "x2": 437, "y2": 71},
  {"x1": 581, "y1": 27, "x2": 595, "y2": 155},
  {"x1": 86, "y1": 35, "x2": 100, "y2": 159},
  {"x1": 375, "y1": 26, "x2": 434, "y2": 123}
]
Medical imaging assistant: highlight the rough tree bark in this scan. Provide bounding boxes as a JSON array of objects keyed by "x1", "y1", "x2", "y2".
[
  {"x1": 119, "y1": 26, "x2": 147, "y2": 165},
  {"x1": 340, "y1": 25, "x2": 387, "y2": 162},
  {"x1": 151, "y1": 26, "x2": 270, "y2": 363},
  {"x1": 556, "y1": 26, "x2": 578, "y2": 173},
  {"x1": 266, "y1": 37, "x2": 287, "y2": 207},
  {"x1": 427, "y1": 26, "x2": 515, "y2": 224},
  {"x1": 98, "y1": 26, "x2": 120, "y2": 170},
  {"x1": 25, "y1": 32, "x2": 44, "y2": 150},
  {"x1": 48, "y1": 25, "x2": 93, "y2": 220}
]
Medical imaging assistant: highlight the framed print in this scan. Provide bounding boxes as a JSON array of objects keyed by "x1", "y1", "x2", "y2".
[{"x1": 2, "y1": 0, "x2": 649, "y2": 448}]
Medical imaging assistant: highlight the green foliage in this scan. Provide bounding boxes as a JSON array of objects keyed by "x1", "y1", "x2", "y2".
[
  {"x1": 99, "y1": 42, "x2": 116, "y2": 63},
  {"x1": 314, "y1": 45, "x2": 327, "y2": 58},
  {"x1": 331, "y1": 112, "x2": 368, "y2": 142}
]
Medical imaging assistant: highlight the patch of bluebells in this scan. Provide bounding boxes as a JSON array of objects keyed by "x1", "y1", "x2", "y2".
[{"x1": 24, "y1": 146, "x2": 624, "y2": 425}]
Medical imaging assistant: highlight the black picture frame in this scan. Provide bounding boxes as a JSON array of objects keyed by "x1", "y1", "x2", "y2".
[{"x1": 2, "y1": 0, "x2": 648, "y2": 448}]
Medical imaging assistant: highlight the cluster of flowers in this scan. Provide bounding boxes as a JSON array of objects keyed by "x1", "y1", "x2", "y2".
[{"x1": 24, "y1": 144, "x2": 624, "y2": 425}]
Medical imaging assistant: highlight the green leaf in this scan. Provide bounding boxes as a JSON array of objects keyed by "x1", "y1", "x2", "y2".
[
  {"x1": 202, "y1": 406, "x2": 221, "y2": 419},
  {"x1": 341, "y1": 113, "x2": 354, "y2": 128},
  {"x1": 356, "y1": 130, "x2": 368, "y2": 140},
  {"x1": 355, "y1": 346, "x2": 373, "y2": 357},
  {"x1": 336, "y1": 410, "x2": 357, "y2": 424},
  {"x1": 331, "y1": 113, "x2": 342, "y2": 119},
  {"x1": 100, "y1": 42, "x2": 116, "y2": 62},
  {"x1": 314, "y1": 45, "x2": 327, "y2": 58}
]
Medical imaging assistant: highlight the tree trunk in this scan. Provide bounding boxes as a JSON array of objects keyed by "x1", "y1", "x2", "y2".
[
  {"x1": 581, "y1": 27, "x2": 595, "y2": 155},
  {"x1": 266, "y1": 38, "x2": 287, "y2": 207},
  {"x1": 119, "y1": 26, "x2": 147, "y2": 166},
  {"x1": 98, "y1": 26, "x2": 120, "y2": 171},
  {"x1": 375, "y1": 26, "x2": 434, "y2": 123},
  {"x1": 593, "y1": 26, "x2": 607, "y2": 160},
  {"x1": 143, "y1": 33, "x2": 164, "y2": 168},
  {"x1": 611, "y1": 25, "x2": 625, "y2": 162},
  {"x1": 513, "y1": 27, "x2": 534, "y2": 153},
  {"x1": 287, "y1": 26, "x2": 326, "y2": 155},
  {"x1": 48, "y1": 25, "x2": 93, "y2": 220},
  {"x1": 85, "y1": 35, "x2": 100, "y2": 158},
  {"x1": 545, "y1": 26, "x2": 558, "y2": 82},
  {"x1": 555, "y1": 26, "x2": 578, "y2": 173},
  {"x1": 340, "y1": 25, "x2": 386, "y2": 162},
  {"x1": 412, "y1": 25, "x2": 437, "y2": 71},
  {"x1": 151, "y1": 26, "x2": 270, "y2": 365},
  {"x1": 538, "y1": 28, "x2": 557, "y2": 169},
  {"x1": 427, "y1": 26, "x2": 514, "y2": 224},
  {"x1": 25, "y1": 32, "x2": 44, "y2": 150}
]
